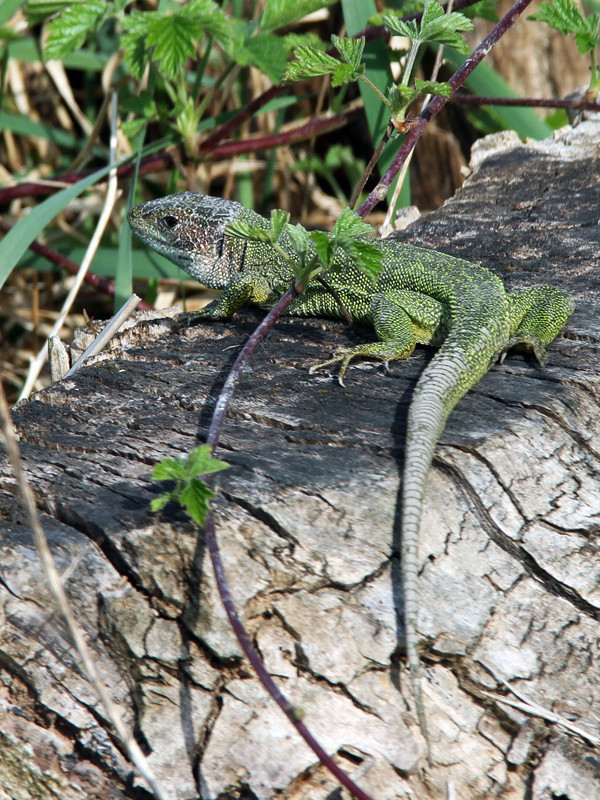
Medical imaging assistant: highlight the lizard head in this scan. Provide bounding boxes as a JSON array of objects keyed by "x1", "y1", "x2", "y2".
[{"x1": 128, "y1": 192, "x2": 256, "y2": 288}]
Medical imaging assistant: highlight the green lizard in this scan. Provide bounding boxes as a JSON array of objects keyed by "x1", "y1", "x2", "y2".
[{"x1": 128, "y1": 192, "x2": 575, "y2": 757}]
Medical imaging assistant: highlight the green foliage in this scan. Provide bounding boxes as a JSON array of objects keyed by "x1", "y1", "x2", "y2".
[
  {"x1": 151, "y1": 445, "x2": 230, "y2": 526},
  {"x1": 226, "y1": 207, "x2": 382, "y2": 293},
  {"x1": 44, "y1": 0, "x2": 108, "y2": 61},
  {"x1": 121, "y1": 0, "x2": 231, "y2": 81},
  {"x1": 529, "y1": 0, "x2": 600, "y2": 54},
  {"x1": 382, "y1": 0, "x2": 474, "y2": 55},
  {"x1": 260, "y1": 0, "x2": 337, "y2": 32}
]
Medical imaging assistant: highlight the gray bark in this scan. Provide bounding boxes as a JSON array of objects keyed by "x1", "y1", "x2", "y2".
[{"x1": 0, "y1": 122, "x2": 598, "y2": 800}]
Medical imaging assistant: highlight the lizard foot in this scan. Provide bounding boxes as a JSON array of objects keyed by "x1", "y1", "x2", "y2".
[{"x1": 497, "y1": 334, "x2": 548, "y2": 365}]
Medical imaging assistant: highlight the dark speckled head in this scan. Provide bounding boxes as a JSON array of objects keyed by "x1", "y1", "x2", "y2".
[{"x1": 128, "y1": 192, "x2": 258, "y2": 287}]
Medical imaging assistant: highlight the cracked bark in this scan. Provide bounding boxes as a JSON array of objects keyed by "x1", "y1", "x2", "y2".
[{"x1": 1, "y1": 123, "x2": 599, "y2": 800}]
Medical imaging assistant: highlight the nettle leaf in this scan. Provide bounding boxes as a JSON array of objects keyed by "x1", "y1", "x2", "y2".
[
  {"x1": 574, "y1": 26, "x2": 600, "y2": 53},
  {"x1": 414, "y1": 78, "x2": 452, "y2": 97},
  {"x1": 244, "y1": 31, "x2": 291, "y2": 83},
  {"x1": 381, "y1": 14, "x2": 419, "y2": 40},
  {"x1": 146, "y1": 13, "x2": 198, "y2": 80},
  {"x1": 261, "y1": 0, "x2": 336, "y2": 32},
  {"x1": 185, "y1": 445, "x2": 229, "y2": 477},
  {"x1": 310, "y1": 231, "x2": 333, "y2": 267},
  {"x1": 44, "y1": 0, "x2": 107, "y2": 61},
  {"x1": 180, "y1": 479, "x2": 215, "y2": 526},
  {"x1": 528, "y1": 0, "x2": 587, "y2": 34},
  {"x1": 283, "y1": 43, "x2": 339, "y2": 82},
  {"x1": 153, "y1": 458, "x2": 188, "y2": 481},
  {"x1": 340, "y1": 239, "x2": 382, "y2": 281},
  {"x1": 270, "y1": 209, "x2": 291, "y2": 240},
  {"x1": 331, "y1": 207, "x2": 375, "y2": 240},
  {"x1": 286, "y1": 223, "x2": 310, "y2": 259},
  {"x1": 121, "y1": 12, "x2": 150, "y2": 80},
  {"x1": 419, "y1": 0, "x2": 473, "y2": 52},
  {"x1": 331, "y1": 61, "x2": 360, "y2": 86},
  {"x1": 180, "y1": 0, "x2": 231, "y2": 46},
  {"x1": 331, "y1": 34, "x2": 364, "y2": 70},
  {"x1": 226, "y1": 219, "x2": 274, "y2": 243}
]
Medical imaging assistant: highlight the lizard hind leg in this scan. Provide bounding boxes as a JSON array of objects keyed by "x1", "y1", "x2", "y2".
[
  {"x1": 309, "y1": 290, "x2": 445, "y2": 385},
  {"x1": 505, "y1": 287, "x2": 575, "y2": 364}
]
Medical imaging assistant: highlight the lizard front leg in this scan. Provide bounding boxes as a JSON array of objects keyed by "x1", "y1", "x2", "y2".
[
  {"x1": 187, "y1": 272, "x2": 276, "y2": 323},
  {"x1": 310, "y1": 290, "x2": 448, "y2": 385}
]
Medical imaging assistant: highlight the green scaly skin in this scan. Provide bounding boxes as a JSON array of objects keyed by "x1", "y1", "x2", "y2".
[{"x1": 128, "y1": 192, "x2": 575, "y2": 758}]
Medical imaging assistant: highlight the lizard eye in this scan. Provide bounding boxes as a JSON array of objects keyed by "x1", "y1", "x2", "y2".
[{"x1": 162, "y1": 215, "x2": 179, "y2": 229}]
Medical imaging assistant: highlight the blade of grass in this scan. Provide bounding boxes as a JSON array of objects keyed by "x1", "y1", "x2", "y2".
[{"x1": 0, "y1": 154, "x2": 131, "y2": 292}]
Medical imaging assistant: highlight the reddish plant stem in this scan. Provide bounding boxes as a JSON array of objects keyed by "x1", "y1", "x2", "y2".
[
  {"x1": 201, "y1": 287, "x2": 375, "y2": 800},
  {"x1": 211, "y1": 106, "x2": 361, "y2": 158},
  {"x1": 0, "y1": 219, "x2": 153, "y2": 310},
  {"x1": 357, "y1": 0, "x2": 537, "y2": 217},
  {"x1": 453, "y1": 93, "x2": 600, "y2": 110}
]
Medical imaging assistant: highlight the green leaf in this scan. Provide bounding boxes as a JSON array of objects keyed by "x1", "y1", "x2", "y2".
[
  {"x1": 120, "y1": 12, "x2": 150, "y2": 80},
  {"x1": 283, "y1": 43, "x2": 339, "y2": 82},
  {"x1": 261, "y1": 0, "x2": 337, "y2": 32},
  {"x1": 285, "y1": 223, "x2": 309, "y2": 258},
  {"x1": 381, "y1": 14, "x2": 419, "y2": 39},
  {"x1": 414, "y1": 78, "x2": 452, "y2": 97},
  {"x1": 226, "y1": 219, "x2": 274, "y2": 242},
  {"x1": 44, "y1": 0, "x2": 106, "y2": 61},
  {"x1": 145, "y1": 13, "x2": 198, "y2": 81},
  {"x1": 244, "y1": 31, "x2": 291, "y2": 83},
  {"x1": 331, "y1": 61, "x2": 360, "y2": 86},
  {"x1": 331, "y1": 207, "x2": 375, "y2": 239},
  {"x1": 153, "y1": 458, "x2": 188, "y2": 481},
  {"x1": 528, "y1": 0, "x2": 587, "y2": 34},
  {"x1": 185, "y1": 445, "x2": 229, "y2": 477},
  {"x1": 342, "y1": 239, "x2": 382, "y2": 281},
  {"x1": 310, "y1": 231, "x2": 333, "y2": 266},
  {"x1": 331, "y1": 34, "x2": 364, "y2": 70},
  {"x1": 0, "y1": 157, "x2": 130, "y2": 292},
  {"x1": 270, "y1": 209, "x2": 291, "y2": 239},
  {"x1": 151, "y1": 494, "x2": 172, "y2": 512},
  {"x1": 180, "y1": 479, "x2": 214, "y2": 526}
]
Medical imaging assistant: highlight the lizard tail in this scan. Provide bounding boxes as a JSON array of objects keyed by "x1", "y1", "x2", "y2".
[{"x1": 401, "y1": 346, "x2": 493, "y2": 756}]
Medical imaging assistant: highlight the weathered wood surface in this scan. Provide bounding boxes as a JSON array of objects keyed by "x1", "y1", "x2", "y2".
[{"x1": 0, "y1": 122, "x2": 599, "y2": 800}]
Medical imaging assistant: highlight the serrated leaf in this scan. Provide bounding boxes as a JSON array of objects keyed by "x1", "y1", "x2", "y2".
[
  {"x1": 414, "y1": 78, "x2": 452, "y2": 97},
  {"x1": 180, "y1": 479, "x2": 214, "y2": 526},
  {"x1": 286, "y1": 223, "x2": 309, "y2": 258},
  {"x1": 270, "y1": 209, "x2": 291, "y2": 239},
  {"x1": 244, "y1": 31, "x2": 291, "y2": 83},
  {"x1": 44, "y1": 0, "x2": 106, "y2": 61},
  {"x1": 344, "y1": 240, "x2": 382, "y2": 281},
  {"x1": 283, "y1": 43, "x2": 340, "y2": 82},
  {"x1": 146, "y1": 13, "x2": 197, "y2": 81},
  {"x1": 261, "y1": 0, "x2": 336, "y2": 32},
  {"x1": 180, "y1": 0, "x2": 231, "y2": 45},
  {"x1": 331, "y1": 34, "x2": 364, "y2": 70},
  {"x1": 331, "y1": 61, "x2": 360, "y2": 86},
  {"x1": 120, "y1": 12, "x2": 150, "y2": 80},
  {"x1": 574, "y1": 27, "x2": 598, "y2": 52},
  {"x1": 310, "y1": 231, "x2": 333, "y2": 266},
  {"x1": 186, "y1": 445, "x2": 229, "y2": 478},
  {"x1": 382, "y1": 14, "x2": 419, "y2": 39},
  {"x1": 226, "y1": 219, "x2": 274, "y2": 243},
  {"x1": 153, "y1": 458, "x2": 188, "y2": 481},
  {"x1": 151, "y1": 493, "x2": 172, "y2": 512},
  {"x1": 331, "y1": 207, "x2": 375, "y2": 240},
  {"x1": 528, "y1": 0, "x2": 587, "y2": 34}
]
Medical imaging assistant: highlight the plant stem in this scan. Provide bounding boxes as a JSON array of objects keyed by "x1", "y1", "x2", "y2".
[
  {"x1": 357, "y1": 0, "x2": 538, "y2": 217},
  {"x1": 201, "y1": 288, "x2": 376, "y2": 800}
]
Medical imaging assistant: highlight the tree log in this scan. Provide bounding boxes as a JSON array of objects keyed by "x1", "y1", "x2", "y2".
[{"x1": 0, "y1": 122, "x2": 598, "y2": 800}]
